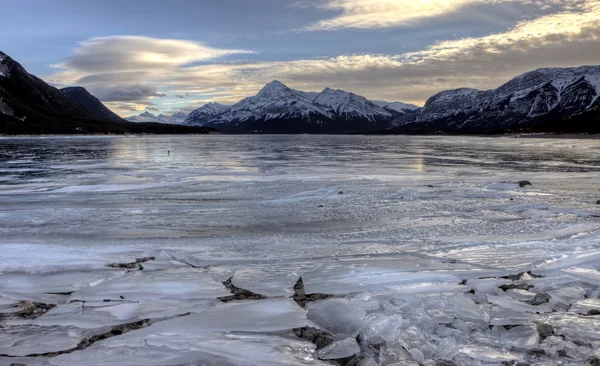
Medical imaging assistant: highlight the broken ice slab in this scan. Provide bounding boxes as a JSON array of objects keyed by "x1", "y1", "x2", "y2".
[
  {"x1": 539, "y1": 313, "x2": 600, "y2": 343},
  {"x1": 51, "y1": 333, "x2": 327, "y2": 366},
  {"x1": 316, "y1": 337, "x2": 360, "y2": 360},
  {"x1": 569, "y1": 298, "x2": 600, "y2": 315},
  {"x1": 0, "y1": 270, "x2": 124, "y2": 295},
  {"x1": 69, "y1": 268, "x2": 230, "y2": 302},
  {"x1": 547, "y1": 286, "x2": 587, "y2": 306},
  {"x1": 307, "y1": 298, "x2": 366, "y2": 337},
  {"x1": 500, "y1": 325, "x2": 539, "y2": 349},
  {"x1": 563, "y1": 267, "x2": 600, "y2": 285},
  {"x1": 9, "y1": 299, "x2": 217, "y2": 329},
  {"x1": 210, "y1": 253, "x2": 483, "y2": 298},
  {"x1": 433, "y1": 337, "x2": 460, "y2": 361},
  {"x1": 487, "y1": 294, "x2": 553, "y2": 313},
  {"x1": 489, "y1": 310, "x2": 531, "y2": 326},
  {"x1": 146, "y1": 298, "x2": 307, "y2": 333},
  {"x1": 459, "y1": 344, "x2": 523, "y2": 363},
  {"x1": 0, "y1": 324, "x2": 105, "y2": 357},
  {"x1": 0, "y1": 291, "x2": 69, "y2": 305}
]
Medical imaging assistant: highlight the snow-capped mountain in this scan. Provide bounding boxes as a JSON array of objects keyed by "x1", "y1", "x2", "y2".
[
  {"x1": 312, "y1": 88, "x2": 392, "y2": 122},
  {"x1": 126, "y1": 111, "x2": 188, "y2": 124},
  {"x1": 183, "y1": 102, "x2": 228, "y2": 126},
  {"x1": 186, "y1": 81, "x2": 407, "y2": 133},
  {"x1": 372, "y1": 100, "x2": 420, "y2": 114},
  {"x1": 394, "y1": 65, "x2": 600, "y2": 132}
]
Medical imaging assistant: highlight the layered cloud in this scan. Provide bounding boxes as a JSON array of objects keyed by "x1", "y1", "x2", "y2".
[
  {"x1": 301, "y1": 0, "x2": 586, "y2": 30},
  {"x1": 48, "y1": 1, "x2": 600, "y2": 115},
  {"x1": 49, "y1": 36, "x2": 254, "y2": 113}
]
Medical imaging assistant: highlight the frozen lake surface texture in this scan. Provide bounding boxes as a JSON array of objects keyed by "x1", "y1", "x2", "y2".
[{"x1": 0, "y1": 135, "x2": 599, "y2": 366}]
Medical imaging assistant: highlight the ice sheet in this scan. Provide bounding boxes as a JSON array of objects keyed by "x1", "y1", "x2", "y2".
[{"x1": 2, "y1": 135, "x2": 600, "y2": 365}]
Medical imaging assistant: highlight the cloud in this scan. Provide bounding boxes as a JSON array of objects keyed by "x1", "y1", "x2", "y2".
[
  {"x1": 48, "y1": 2, "x2": 600, "y2": 114},
  {"x1": 301, "y1": 0, "x2": 585, "y2": 30},
  {"x1": 50, "y1": 35, "x2": 254, "y2": 110}
]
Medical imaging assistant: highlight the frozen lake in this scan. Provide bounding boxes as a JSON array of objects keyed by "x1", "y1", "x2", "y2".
[{"x1": 1, "y1": 135, "x2": 599, "y2": 365}]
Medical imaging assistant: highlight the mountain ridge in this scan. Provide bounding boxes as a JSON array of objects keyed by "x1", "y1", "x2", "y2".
[{"x1": 184, "y1": 81, "x2": 411, "y2": 133}]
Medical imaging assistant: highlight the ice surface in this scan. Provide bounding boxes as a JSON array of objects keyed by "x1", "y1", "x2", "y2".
[
  {"x1": 2, "y1": 135, "x2": 600, "y2": 364},
  {"x1": 307, "y1": 299, "x2": 366, "y2": 337},
  {"x1": 316, "y1": 337, "x2": 360, "y2": 360},
  {"x1": 500, "y1": 325, "x2": 539, "y2": 349},
  {"x1": 69, "y1": 268, "x2": 230, "y2": 302}
]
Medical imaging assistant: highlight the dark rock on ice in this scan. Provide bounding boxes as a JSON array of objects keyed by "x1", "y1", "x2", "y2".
[
  {"x1": 591, "y1": 357, "x2": 600, "y2": 366},
  {"x1": 528, "y1": 293, "x2": 551, "y2": 306},
  {"x1": 292, "y1": 277, "x2": 337, "y2": 308},
  {"x1": 537, "y1": 323, "x2": 554, "y2": 338},
  {"x1": 587, "y1": 309, "x2": 600, "y2": 316},
  {"x1": 107, "y1": 256, "x2": 155, "y2": 269},
  {"x1": 293, "y1": 327, "x2": 335, "y2": 349},
  {"x1": 519, "y1": 181, "x2": 532, "y2": 188},
  {"x1": 500, "y1": 283, "x2": 533, "y2": 292},
  {"x1": 19, "y1": 301, "x2": 55, "y2": 319},
  {"x1": 218, "y1": 277, "x2": 266, "y2": 302},
  {"x1": 558, "y1": 349, "x2": 568, "y2": 357},
  {"x1": 501, "y1": 271, "x2": 543, "y2": 281},
  {"x1": 356, "y1": 334, "x2": 386, "y2": 362}
]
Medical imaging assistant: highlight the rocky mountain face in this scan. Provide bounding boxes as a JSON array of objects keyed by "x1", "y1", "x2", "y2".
[
  {"x1": 60, "y1": 86, "x2": 123, "y2": 122},
  {"x1": 184, "y1": 81, "x2": 409, "y2": 133},
  {"x1": 183, "y1": 102, "x2": 228, "y2": 126},
  {"x1": 126, "y1": 111, "x2": 188, "y2": 124},
  {"x1": 372, "y1": 100, "x2": 420, "y2": 114},
  {"x1": 0, "y1": 51, "x2": 105, "y2": 133},
  {"x1": 394, "y1": 66, "x2": 600, "y2": 133},
  {"x1": 0, "y1": 51, "x2": 215, "y2": 135}
]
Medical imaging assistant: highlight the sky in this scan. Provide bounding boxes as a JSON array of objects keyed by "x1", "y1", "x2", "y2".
[{"x1": 2, "y1": 0, "x2": 600, "y2": 116}]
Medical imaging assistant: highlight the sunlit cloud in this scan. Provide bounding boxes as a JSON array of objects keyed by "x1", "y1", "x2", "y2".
[
  {"x1": 48, "y1": 1, "x2": 600, "y2": 116},
  {"x1": 301, "y1": 0, "x2": 587, "y2": 30}
]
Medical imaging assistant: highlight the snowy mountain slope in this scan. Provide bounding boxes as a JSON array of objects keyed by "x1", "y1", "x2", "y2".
[
  {"x1": 394, "y1": 65, "x2": 600, "y2": 132},
  {"x1": 312, "y1": 88, "x2": 392, "y2": 122},
  {"x1": 372, "y1": 100, "x2": 420, "y2": 114},
  {"x1": 126, "y1": 111, "x2": 188, "y2": 124},
  {"x1": 184, "y1": 102, "x2": 228, "y2": 126},
  {"x1": 188, "y1": 81, "x2": 416, "y2": 133},
  {"x1": 212, "y1": 81, "x2": 334, "y2": 125}
]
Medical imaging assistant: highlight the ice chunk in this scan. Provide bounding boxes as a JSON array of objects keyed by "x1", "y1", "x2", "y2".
[
  {"x1": 408, "y1": 348, "x2": 425, "y2": 364},
  {"x1": 489, "y1": 310, "x2": 531, "y2": 326},
  {"x1": 487, "y1": 294, "x2": 553, "y2": 313},
  {"x1": 70, "y1": 268, "x2": 229, "y2": 302},
  {"x1": 548, "y1": 286, "x2": 587, "y2": 306},
  {"x1": 433, "y1": 337, "x2": 459, "y2": 361},
  {"x1": 467, "y1": 278, "x2": 509, "y2": 295},
  {"x1": 148, "y1": 298, "x2": 306, "y2": 333},
  {"x1": 500, "y1": 325, "x2": 539, "y2": 349},
  {"x1": 569, "y1": 298, "x2": 600, "y2": 315},
  {"x1": 459, "y1": 344, "x2": 522, "y2": 363},
  {"x1": 316, "y1": 337, "x2": 360, "y2": 360},
  {"x1": 52, "y1": 333, "x2": 326, "y2": 366},
  {"x1": 563, "y1": 267, "x2": 600, "y2": 285},
  {"x1": 0, "y1": 325, "x2": 101, "y2": 356},
  {"x1": 486, "y1": 183, "x2": 520, "y2": 190},
  {"x1": 307, "y1": 299, "x2": 366, "y2": 337}
]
